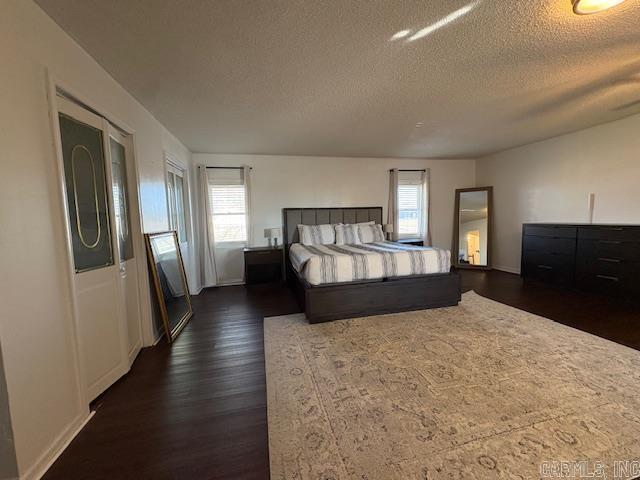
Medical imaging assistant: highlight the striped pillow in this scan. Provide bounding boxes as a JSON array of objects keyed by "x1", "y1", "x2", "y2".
[
  {"x1": 358, "y1": 224, "x2": 385, "y2": 244},
  {"x1": 335, "y1": 224, "x2": 361, "y2": 245},
  {"x1": 297, "y1": 224, "x2": 335, "y2": 246}
]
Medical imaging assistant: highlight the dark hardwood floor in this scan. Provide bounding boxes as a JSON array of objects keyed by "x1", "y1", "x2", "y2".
[
  {"x1": 461, "y1": 270, "x2": 640, "y2": 351},
  {"x1": 43, "y1": 270, "x2": 639, "y2": 480}
]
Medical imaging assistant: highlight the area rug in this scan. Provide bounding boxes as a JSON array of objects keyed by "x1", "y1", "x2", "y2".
[{"x1": 264, "y1": 291, "x2": 640, "y2": 480}]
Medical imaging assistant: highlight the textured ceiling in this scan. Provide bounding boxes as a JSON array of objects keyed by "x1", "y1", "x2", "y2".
[{"x1": 36, "y1": 0, "x2": 640, "y2": 158}]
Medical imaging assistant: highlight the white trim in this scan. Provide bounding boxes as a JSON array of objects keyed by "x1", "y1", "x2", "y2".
[
  {"x1": 164, "y1": 151, "x2": 187, "y2": 171},
  {"x1": 492, "y1": 265, "x2": 521, "y2": 275},
  {"x1": 217, "y1": 280, "x2": 245, "y2": 287},
  {"x1": 192, "y1": 286, "x2": 204, "y2": 295},
  {"x1": 152, "y1": 331, "x2": 165, "y2": 346},
  {"x1": 20, "y1": 412, "x2": 94, "y2": 480},
  {"x1": 128, "y1": 339, "x2": 142, "y2": 365}
]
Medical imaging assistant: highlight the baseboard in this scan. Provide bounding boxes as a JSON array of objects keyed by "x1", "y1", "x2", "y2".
[
  {"x1": 20, "y1": 411, "x2": 94, "y2": 480},
  {"x1": 128, "y1": 342, "x2": 141, "y2": 366},
  {"x1": 152, "y1": 330, "x2": 164, "y2": 346},
  {"x1": 492, "y1": 265, "x2": 521, "y2": 275}
]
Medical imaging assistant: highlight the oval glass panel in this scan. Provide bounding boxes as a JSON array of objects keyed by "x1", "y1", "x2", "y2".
[{"x1": 71, "y1": 144, "x2": 101, "y2": 249}]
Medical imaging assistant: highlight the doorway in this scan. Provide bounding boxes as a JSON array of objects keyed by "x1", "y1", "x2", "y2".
[
  {"x1": 54, "y1": 95, "x2": 143, "y2": 401},
  {"x1": 466, "y1": 230, "x2": 480, "y2": 265}
]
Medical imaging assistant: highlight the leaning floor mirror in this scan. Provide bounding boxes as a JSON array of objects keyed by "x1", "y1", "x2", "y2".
[
  {"x1": 145, "y1": 231, "x2": 193, "y2": 342},
  {"x1": 453, "y1": 187, "x2": 493, "y2": 270}
]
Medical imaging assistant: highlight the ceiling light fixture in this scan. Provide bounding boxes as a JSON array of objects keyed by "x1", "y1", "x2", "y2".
[{"x1": 572, "y1": 0, "x2": 626, "y2": 15}]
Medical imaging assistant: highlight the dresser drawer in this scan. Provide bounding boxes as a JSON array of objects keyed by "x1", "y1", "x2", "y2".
[
  {"x1": 522, "y1": 252, "x2": 575, "y2": 286},
  {"x1": 523, "y1": 236, "x2": 576, "y2": 256},
  {"x1": 576, "y1": 257, "x2": 638, "y2": 297},
  {"x1": 576, "y1": 256, "x2": 636, "y2": 277},
  {"x1": 579, "y1": 226, "x2": 640, "y2": 242},
  {"x1": 244, "y1": 249, "x2": 282, "y2": 265},
  {"x1": 577, "y1": 239, "x2": 640, "y2": 261},
  {"x1": 524, "y1": 225, "x2": 577, "y2": 239}
]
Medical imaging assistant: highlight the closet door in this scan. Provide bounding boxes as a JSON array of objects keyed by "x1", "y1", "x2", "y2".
[
  {"x1": 56, "y1": 96, "x2": 127, "y2": 401},
  {"x1": 107, "y1": 126, "x2": 142, "y2": 365}
]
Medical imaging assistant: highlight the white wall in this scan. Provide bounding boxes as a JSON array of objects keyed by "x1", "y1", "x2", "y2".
[
  {"x1": 0, "y1": 1, "x2": 193, "y2": 478},
  {"x1": 476, "y1": 112, "x2": 640, "y2": 273},
  {"x1": 193, "y1": 154, "x2": 476, "y2": 288}
]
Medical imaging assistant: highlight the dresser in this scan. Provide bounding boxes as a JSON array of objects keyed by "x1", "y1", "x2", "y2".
[{"x1": 521, "y1": 224, "x2": 640, "y2": 300}]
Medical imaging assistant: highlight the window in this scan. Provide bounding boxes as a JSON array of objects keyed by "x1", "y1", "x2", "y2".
[
  {"x1": 208, "y1": 168, "x2": 247, "y2": 243},
  {"x1": 397, "y1": 171, "x2": 425, "y2": 239},
  {"x1": 166, "y1": 161, "x2": 188, "y2": 243}
]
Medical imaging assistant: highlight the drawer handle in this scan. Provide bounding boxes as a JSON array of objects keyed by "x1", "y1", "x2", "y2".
[
  {"x1": 596, "y1": 274, "x2": 619, "y2": 282},
  {"x1": 602, "y1": 227, "x2": 624, "y2": 231},
  {"x1": 537, "y1": 264, "x2": 553, "y2": 270},
  {"x1": 598, "y1": 257, "x2": 621, "y2": 263},
  {"x1": 598, "y1": 240, "x2": 622, "y2": 244}
]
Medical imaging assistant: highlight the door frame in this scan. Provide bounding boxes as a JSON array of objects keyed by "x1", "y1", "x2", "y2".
[
  {"x1": 164, "y1": 152, "x2": 199, "y2": 295},
  {"x1": 45, "y1": 72, "x2": 154, "y2": 395}
]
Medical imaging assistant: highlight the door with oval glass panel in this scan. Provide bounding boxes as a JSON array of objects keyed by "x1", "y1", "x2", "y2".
[{"x1": 56, "y1": 96, "x2": 138, "y2": 401}]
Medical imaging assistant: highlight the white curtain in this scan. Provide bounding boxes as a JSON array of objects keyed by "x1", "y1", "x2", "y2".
[
  {"x1": 387, "y1": 168, "x2": 399, "y2": 241},
  {"x1": 243, "y1": 165, "x2": 252, "y2": 247},
  {"x1": 421, "y1": 169, "x2": 432, "y2": 246},
  {"x1": 197, "y1": 165, "x2": 218, "y2": 288}
]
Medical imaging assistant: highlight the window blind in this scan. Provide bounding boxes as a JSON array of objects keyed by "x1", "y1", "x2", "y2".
[
  {"x1": 397, "y1": 171, "x2": 424, "y2": 238},
  {"x1": 207, "y1": 168, "x2": 247, "y2": 243}
]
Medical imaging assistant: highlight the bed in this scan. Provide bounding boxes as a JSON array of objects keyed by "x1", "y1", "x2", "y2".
[{"x1": 283, "y1": 207, "x2": 461, "y2": 323}]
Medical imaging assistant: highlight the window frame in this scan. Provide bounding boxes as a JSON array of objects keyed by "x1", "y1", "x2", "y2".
[
  {"x1": 396, "y1": 173, "x2": 425, "y2": 240},
  {"x1": 208, "y1": 182, "x2": 248, "y2": 245},
  {"x1": 165, "y1": 158, "x2": 188, "y2": 245}
]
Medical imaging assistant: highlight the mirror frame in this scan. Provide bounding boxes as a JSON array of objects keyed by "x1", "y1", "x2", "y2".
[
  {"x1": 144, "y1": 231, "x2": 193, "y2": 343},
  {"x1": 453, "y1": 186, "x2": 493, "y2": 270}
]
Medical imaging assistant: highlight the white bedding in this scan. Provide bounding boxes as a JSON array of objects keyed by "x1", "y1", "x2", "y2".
[{"x1": 290, "y1": 241, "x2": 451, "y2": 286}]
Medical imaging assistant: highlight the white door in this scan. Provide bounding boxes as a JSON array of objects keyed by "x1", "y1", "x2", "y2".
[
  {"x1": 106, "y1": 125, "x2": 143, "y2": 365},
  {"x1": 55, "y1": 96, "x2": 128, "y2": 401}
]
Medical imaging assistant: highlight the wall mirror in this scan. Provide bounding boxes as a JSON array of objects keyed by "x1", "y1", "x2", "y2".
[
  {"x1": 145, "y1": 231, "x2": 192, "y2": 342},
  {"x1": 454, "y1": 187, "x2": 492, "y2": 270}
]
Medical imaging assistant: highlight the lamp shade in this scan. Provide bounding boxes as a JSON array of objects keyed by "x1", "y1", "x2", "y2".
[
  {"x1": 383, "y1": 224, "x2": 394, "y2": 233},
  {"x1": 264, "y1": 227, "x2": 281, "y2": 239}
]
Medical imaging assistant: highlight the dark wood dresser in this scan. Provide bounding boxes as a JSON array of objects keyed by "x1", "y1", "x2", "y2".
[{"x1": 522, "y1": 224, "x2": 640, "y2": 300}]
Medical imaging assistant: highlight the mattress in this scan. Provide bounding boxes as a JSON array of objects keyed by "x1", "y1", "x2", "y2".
[{"x1": 289, "y1": 241, "x2": 451, "y2": 286}]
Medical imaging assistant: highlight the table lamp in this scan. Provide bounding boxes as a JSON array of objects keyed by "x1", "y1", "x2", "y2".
[{"x1": 264, "y1": 227, "x2": 282, "y2": 248}]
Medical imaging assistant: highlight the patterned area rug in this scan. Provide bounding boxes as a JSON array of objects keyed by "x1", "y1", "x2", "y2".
[{"x1": 264, "y1": 291, "x2": 640, "y2": 480}]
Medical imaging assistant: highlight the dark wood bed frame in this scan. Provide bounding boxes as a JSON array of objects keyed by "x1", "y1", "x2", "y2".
[{"x1": 283, "y1": 207, "x2": 461, "y2": 323}]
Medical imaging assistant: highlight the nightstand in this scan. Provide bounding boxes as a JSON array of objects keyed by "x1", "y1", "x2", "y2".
[
  {"x1": 243, "y1": 246, "x2": 283, "y2": 284},
  {"x1": 397, "y1": 238, "x2": 424, "y2": 247}
]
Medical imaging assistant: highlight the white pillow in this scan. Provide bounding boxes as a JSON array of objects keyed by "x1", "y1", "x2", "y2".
[
  {"x1": 358, "y1": 224, "x2": 385, "y2": 244},
  {"x1": 335, "y1": 224, "x2": 361, "y2": 245},
  {"x1": 297, "y1": 224, "x2": 335, "y2": 246}
]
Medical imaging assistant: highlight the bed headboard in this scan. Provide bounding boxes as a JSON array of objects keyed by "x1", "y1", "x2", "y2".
[{"x1": 282, "y1": 207, "x2": 383, "y2": 248}]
